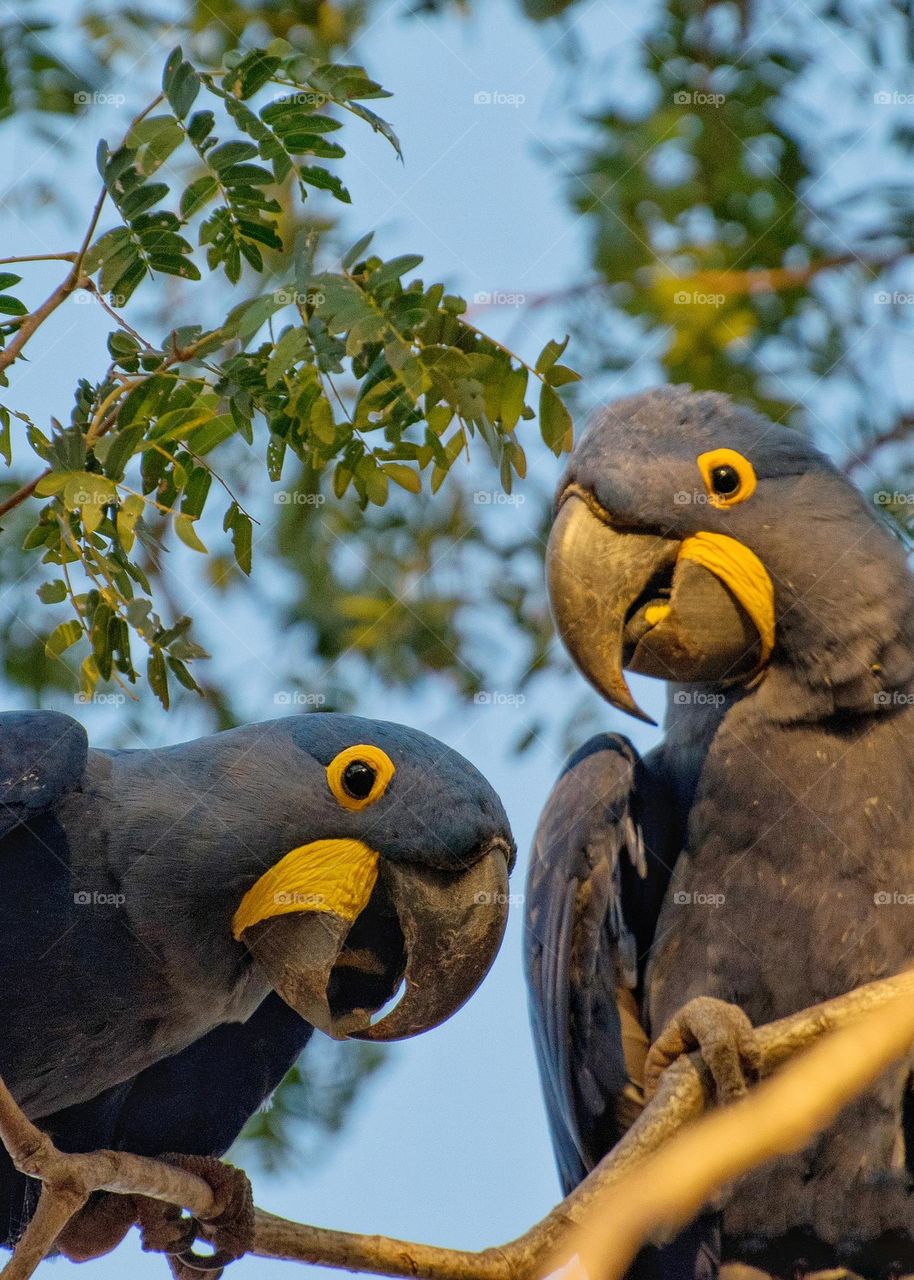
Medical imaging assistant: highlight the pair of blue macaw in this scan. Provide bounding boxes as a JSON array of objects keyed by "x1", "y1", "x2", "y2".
[{"x1": 4, "y1": 386, "x2": 913, "y2": 1277}]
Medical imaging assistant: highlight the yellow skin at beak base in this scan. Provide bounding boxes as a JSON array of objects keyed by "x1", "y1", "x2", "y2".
[
  {"x1": 677, "y1": 531, "x2": 775, "y2": 664},
  {"x1": 232, "y1": 838, "x2": 380, "y2": 940}
]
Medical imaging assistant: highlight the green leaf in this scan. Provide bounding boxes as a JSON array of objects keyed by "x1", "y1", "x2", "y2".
[
  {"x1": 167, "y1": 655, "x2": 203, "y2": 694},
  {"x1": 181, "y1": 467, "x2": 212, "y2": 519},
  {"x1": 162, "y1": 48, "x2": 200, "y2": 119},
  {"x1": 368, "y1": 255, "x2": 423, "y2": 290},
  {"x1": 266, "y1": 327, "x2": 310, "y2": 387},
  {"x1": 544, "y1": 363, "x2": 580, "y2": 387},
  {"x1": 45, "y1": 620, "x2": 82, "y2": 658},
  {"x1": 103, "y1": 423, "x2": 145, "y2": 481},
  {"x1": 222, "y1": 50, "x2": 282, "y2": 100},
  {"x1": 227, "y1": 505, "x2": 253, "y2": 574},
  {"x1": 174, "y1": 512, "x2": 208, "y2": 553},
  {"x1": 500, "y1": 366, "x2": 528, "y2": 429},
  {"x1": 208, "y1": 140, "x2": 259, "y2": 172},
  {"x1": 180, "y1": 174, "x2": 219, "y2": 218},
  {"x1": 0, "y1": 405, "x2": 10, "y2": 466},
  {"x1": 147, "y1": 649, "x2": 170, "y2": 709},
  {"x1": 535, "y1": 335, "x2": 570, "y2": 375},
  {"x1": 0, "y1": 295, "x2": 27, "y2": 316},
  {"x1": 117, "y1": 493, "x2": 145, "y2": 551},
  {"x1": 37, "y1": 579, "x2": 66, "y2": 604},
  {"x1": 382, "y1": 463, "x2": 421, "y2": 494},
  {"x1": 297, "y1": 165, "x2": 350, "y2": 203},
  {"x1": 127, "y1": 114, "x2": 184, "y2": 176},
  {"x1": 341, "y1": 232, "x2": 374, "y2": 272},
  {"x1": 539, "y1": 382, "x2": 573, "y2": 454}
]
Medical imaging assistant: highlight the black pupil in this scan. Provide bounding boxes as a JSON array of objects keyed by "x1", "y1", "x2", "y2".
[
  {"x1": 711, "y1": 464, "x2": 741, "y2": 496},
  {"x1": 342, "y1": 760, "x2": 377, "y2": 800}
]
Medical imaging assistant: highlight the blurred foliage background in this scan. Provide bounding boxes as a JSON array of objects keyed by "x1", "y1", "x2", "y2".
[{"x1": 3, "y1": 0, "x2": 913, "y2": 1173}]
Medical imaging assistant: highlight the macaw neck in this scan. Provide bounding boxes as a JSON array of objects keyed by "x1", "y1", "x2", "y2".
[{"x1": 757, "y1": 546, "x2": 914, "y2": 724}]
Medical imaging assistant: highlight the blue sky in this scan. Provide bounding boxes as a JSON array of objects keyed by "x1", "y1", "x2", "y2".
[{"x1": 0, "y1": 2, "x2": 671, "y2": 1275}]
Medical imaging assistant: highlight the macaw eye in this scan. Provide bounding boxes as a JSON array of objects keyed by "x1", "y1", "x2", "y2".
[
  {"x1": 342, "y1": 760, "x2": 376, "y2": 799},
  {"x1": 696, "y1": 448, "x2": 757, "y2": 508},
  {"x1": 711, "y1": 464, "x2": 740, "y2": 496},
  {"x1": 326, "y1": 744, "x2": 395, "y2": 811}
]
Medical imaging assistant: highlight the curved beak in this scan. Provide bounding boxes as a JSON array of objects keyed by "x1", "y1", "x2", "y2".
[
  {"x1": 235, "y1": 837, "x2": 511, "y2": 1041},
  {"x1": 547, "y1": 491, "x2": 774, "y2": 721},
  {"x1": 354, "y1": 844, "x2": 510, "y2": 1041}
]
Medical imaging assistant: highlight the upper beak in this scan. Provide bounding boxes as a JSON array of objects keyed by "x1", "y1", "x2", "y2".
[
  {"x1": 547, "y1": 490, "x2": 774, "y2": 722},
  {"x1": 234, "y1": 836, "x2": 511, "y2": 1041}
]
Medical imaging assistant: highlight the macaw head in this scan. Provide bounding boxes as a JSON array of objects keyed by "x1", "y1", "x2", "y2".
[
  {"x1": 124, "y1": 714, "x2": 514, "y2": 1043},
  {"x1": 546, "y1": 386, "x2": 914, "y2": 723}
]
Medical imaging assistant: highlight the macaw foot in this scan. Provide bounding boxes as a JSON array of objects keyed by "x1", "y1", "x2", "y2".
[
  {"x1": 137, "y1": 1154, "x2": 255, "y2": 1279},
  {"x1": 56, "y1": 1154, "x2": 254, "y2": 1278},
  {"x1": 56, "y1": 1190, "x2": 139, "y2": 1260},
  {"x1": 645, "y1": 995, "x2": 761, "y2": 1104}
]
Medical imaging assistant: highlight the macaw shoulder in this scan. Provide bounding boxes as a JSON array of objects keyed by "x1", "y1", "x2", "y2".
[{"x1": 0, "y1": 710, "x2": 89, "y2": 837}]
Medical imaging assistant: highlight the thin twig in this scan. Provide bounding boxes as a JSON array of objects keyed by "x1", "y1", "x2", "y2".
[
  {"x1": 0, "y1": 254, "x2": 78, "y2": 267},
  {"x1": 83, "y1": 282, "x2": 153, "y2": 350}
]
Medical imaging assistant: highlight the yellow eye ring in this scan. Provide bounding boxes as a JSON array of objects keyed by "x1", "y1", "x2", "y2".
[
  {"x1": 326, "y1": 744, "x2": 395, "y2": 811},
  {"x1": 696, "y1": 448, "x2": 757, "y2": 509}
]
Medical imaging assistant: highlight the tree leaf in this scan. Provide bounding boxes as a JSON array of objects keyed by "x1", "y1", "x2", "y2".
[
  {"x1": 45, "y1": 620, "x2": 82, "y2": 658},
  {"x1": 539, "y1": 382, "x2": 573, "y2": 454},
  {"x1": 174, "y1": 512, "x2": 208, "y2": 553}
]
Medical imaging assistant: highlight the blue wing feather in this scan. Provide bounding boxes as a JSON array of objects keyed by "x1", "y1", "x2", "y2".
[{"x1": 524, "y1": 733, "x2": 675, "y2": 1193}]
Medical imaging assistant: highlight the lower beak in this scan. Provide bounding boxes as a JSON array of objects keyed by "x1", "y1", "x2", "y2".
[
  {"x1": 234, "y1": 837, "x2": 511, "y2": 1041},
  {"x1": 547, "y1": 492, "x2": 774, "y2": 722}
]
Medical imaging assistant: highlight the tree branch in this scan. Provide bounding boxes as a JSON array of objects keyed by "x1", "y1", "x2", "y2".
[
  {"x1": 546, "y1": 969, "x2": 914, "y2": 1280},
  {"x1": 845, "y1": 415, "x2": 914, "y2": 476},
  {"x1": 3, "y1": 969, "x2": 914, "y2": 1280}
]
